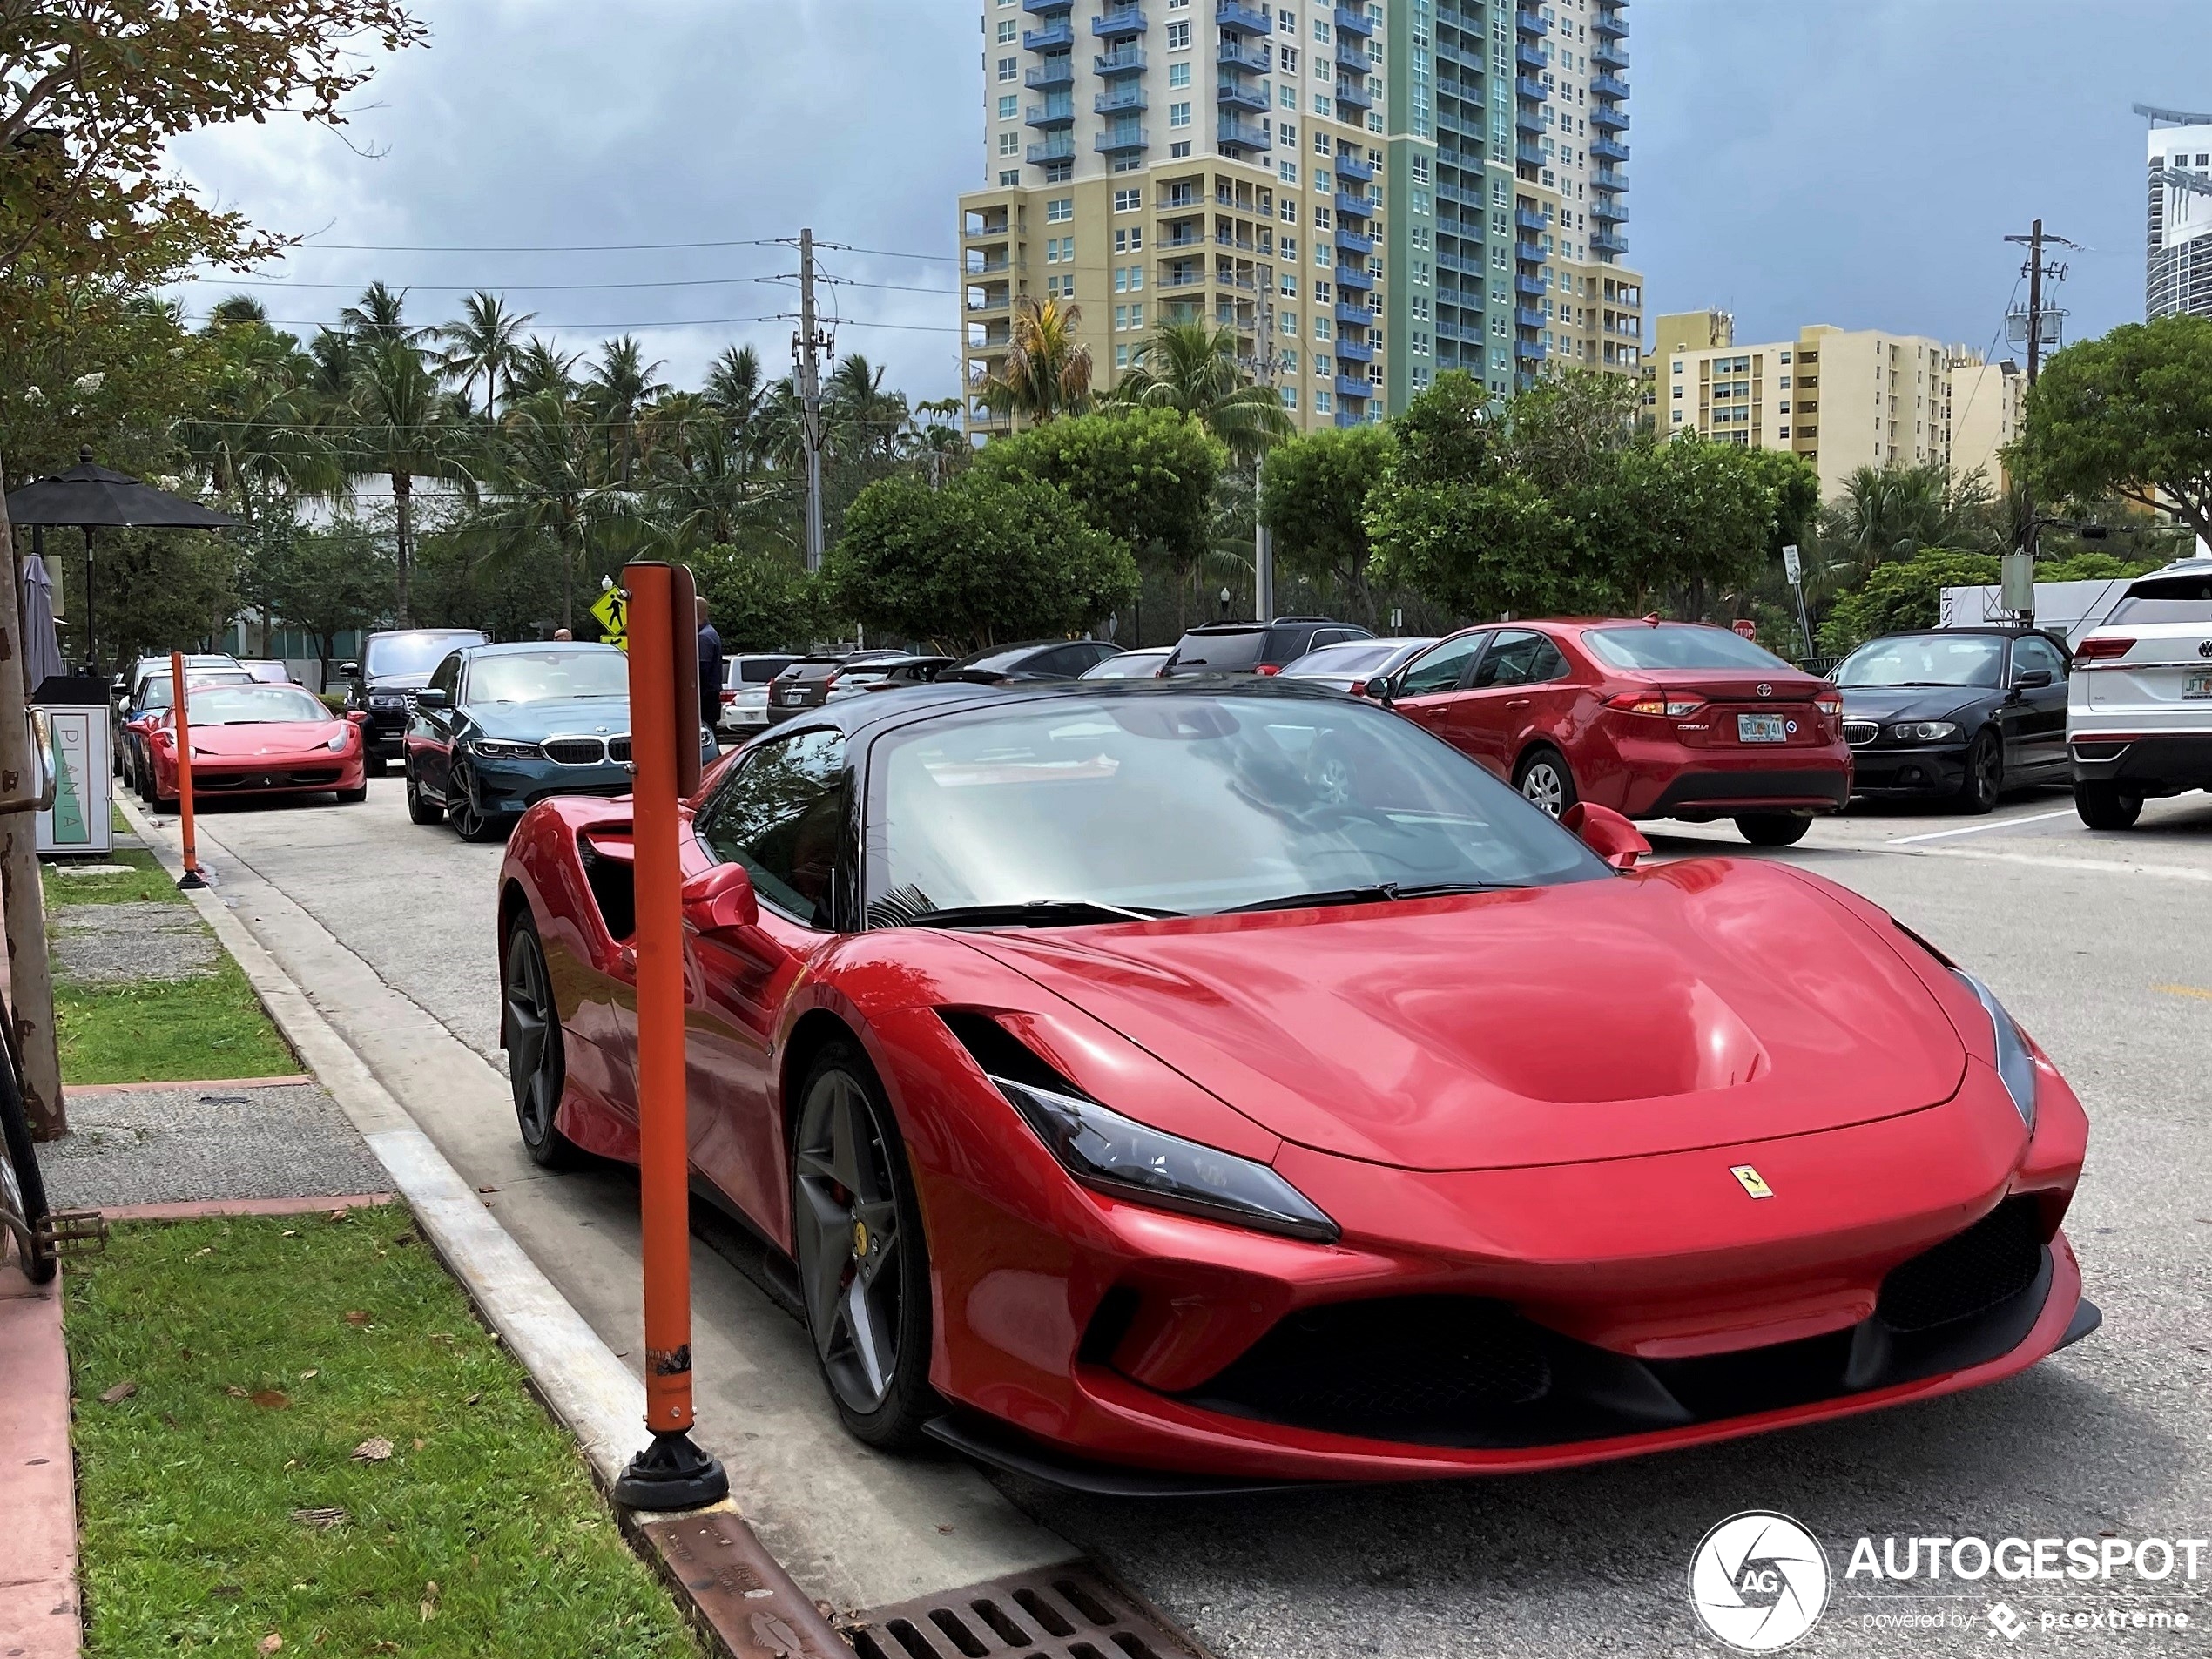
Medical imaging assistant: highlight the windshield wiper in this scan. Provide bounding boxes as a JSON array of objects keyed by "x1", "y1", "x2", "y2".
[
  {"x1": 1223, "y1": 880, "x2": 1516, "y2": 914},
  {"x1": 907, "y1": 899, "x2": 1184, "y2": 929}
]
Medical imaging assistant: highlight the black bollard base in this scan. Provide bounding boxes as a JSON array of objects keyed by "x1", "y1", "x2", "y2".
[
  {"x1": 177, "y1": 871, "x2": 207, "y2": 890},
  {"x1": 614, "y1": 1428, "x2": 730, "y2": 1512}
]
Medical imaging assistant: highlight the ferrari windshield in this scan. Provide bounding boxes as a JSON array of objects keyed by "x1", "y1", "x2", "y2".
[
  {"x1": 867, "y1": 692, "x2": 1608, "y2": 922},
  {"x1": 179, "y1": 685, "x2": 332, "y2": 725},
  {"x1": 466, "y1": 649, "x2": 629, "y2": 704},
  {"x1": 1836, "y1": 633, "x2": 2005, "y2": 688}
]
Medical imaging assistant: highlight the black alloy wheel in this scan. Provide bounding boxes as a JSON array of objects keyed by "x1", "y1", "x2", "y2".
[
  {"x1": 446, "y1": 764, "x2": 501, "y2": 842},
  {"x1": 2074, "y1": 779, "x2": 2144, "y2": 831},
  {"x1": 503, "y1": 918, "x2": 580, "y2": 1170},
  {"x1": 1960, "y1": 729, "x2": 2002, "y2": 815},
  {"x1": 790, "y1": 1042, "x2": 935, "y2": 1449},
  {"x1": 1514, "y1": 748, "x2": 1578, "y2": 818},
  {"x1": 1736, "y1": 813, "x2": 1814, "y2": 847},
  {"x1": 404, "y1": 760, "x2": 444, "y2": 826}
]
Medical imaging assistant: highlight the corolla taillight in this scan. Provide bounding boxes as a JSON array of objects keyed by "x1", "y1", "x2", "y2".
[
  {"x1": 1255, "y1": 663, "x2": 1283, "y2": 677},
  {"x1": 1815, "y1": 695, "x2": 1843, "y2": 718},
  {"x1": 1608, "y1": 690, "x2": 1706, "y2": 719}
]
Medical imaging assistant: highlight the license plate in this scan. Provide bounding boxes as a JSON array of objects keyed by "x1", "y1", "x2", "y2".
[
  {"x1": 2187, "y1": 672, "x2": 2212, "y2": 699},
  {"x1": 1737, "y1": 713, "x2": 1788, "y2": 743}
]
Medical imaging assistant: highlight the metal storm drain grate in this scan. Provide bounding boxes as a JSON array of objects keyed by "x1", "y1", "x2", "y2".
[{"x1": 848, "y1": 1564, "x2": 1204, "y2": 1659}]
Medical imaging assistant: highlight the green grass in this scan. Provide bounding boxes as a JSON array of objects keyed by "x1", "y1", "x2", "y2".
[
  {"x1": 112, "y1": 802, "x2": 132, "y2": 835},
  {"x1": 44, "y1": 847, "x2": 183, "y2": 908},
  {"x1": 57, "y1": 957, "x2": 298, "y2": 1084},
  {"x1": 67, "y1": 1208, "x2": 701, "y2": 1657}
]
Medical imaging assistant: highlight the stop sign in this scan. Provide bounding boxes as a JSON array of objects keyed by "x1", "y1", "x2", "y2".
[{"x1": 1731, "y1": 619, "x2": 1758, "y2": 640}]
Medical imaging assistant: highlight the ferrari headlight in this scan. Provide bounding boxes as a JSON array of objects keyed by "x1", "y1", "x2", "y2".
[
  {"x1": 992, "y1": 1075, "x2": 1339, "y2": 1243},
  {"x1": 1887, "y1": 720, "x2": 1963, "y2": 743},
  {"x1": 1953, "y1": 970, "x2": 2037, "y2": 1130},
  {"x1": 324, "y1": 732, "x2": 349, "y2": 752},
  {"x1": 469, "y1": 738, "x2": 543, "y2": 759}
]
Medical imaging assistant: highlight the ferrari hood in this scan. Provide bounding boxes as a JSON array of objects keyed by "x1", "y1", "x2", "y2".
[
  {"x1": 965, "y1": 861, "x2": 1966, "y2": 1172},
  {"x1": 188, "y1": 721, "x2": 348, "y2": 759}
]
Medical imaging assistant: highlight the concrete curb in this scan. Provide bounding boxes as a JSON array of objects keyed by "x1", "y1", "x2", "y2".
[{"x1": 0, "y1": 1264, "x2": 76, "y2": 1657}]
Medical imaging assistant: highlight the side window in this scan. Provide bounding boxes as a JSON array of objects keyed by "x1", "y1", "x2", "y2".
[
  {"x1": 431, "y1": 652, "x2": 463, "y2": 698},
  {"x1": 2013, "y1": 637, "x2": 2065, "y2": 682},
  {"x1": 1527, "y1": 637, "x2": 1573, "y2": 683},
  {"x1": 694, "y1": 728, "x2": 847, "y2": 927},
  {"x1": 1471, "y1": 631, "x2": 1546, "y2": 689},
  {"x1": 1398, "y1": 631, "x2": 1486, "y2": 696}
]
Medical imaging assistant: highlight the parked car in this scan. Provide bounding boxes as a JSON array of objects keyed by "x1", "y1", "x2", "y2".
[
  {"x1": 1372, "y1": 619, "x2": 1849, "y2": 846},
  {"x1": 115, "y1": 651, "x2": 239, "y2": 711},
  {"x1": 142, "y1": 681, "x2": 367, "y2": 810},
  {"x1": 1279, "y1": 636, "x2": 1440, "y2": 696},
  {"x1": 940, "y1": 638, "x2": 1123, "y2": 684},
  {"x1": 1834, "y1": 627, "x2": 2072, "y2": 811},
  {"x1": 341, "y1": 627, "x2": 490, "y2": 774},
  {"x1": 1079, "y1": 645, "x2": 1172, "y2": 680},
  {"x1": 236, "y1": 659, "x2": 296, "y2": 685},
  {"x1": 832, "y1": 654, "x2": 955, "y2": 700},
  {"x1": 497, "y1": 676, "x2": 2093, "y2": 1481},
  {"x1": 718, "y1": 653, "x2": 800, "y2": 735},
  {"x1": 1162, "y1": 617, "x2": 1373, "y2": 678},
  {"x1": 766, "y1": 651, "x2": 908, "y2": 723},
  {"x1": 118, "y1": 665, "x2": 254, "y2": 799},
  {"x1": 2066, "y1": 556, "x2": 2212, "y2": 829},
  {"x1": 402, "y1": 640, "x2": 715, "y2": 842}
]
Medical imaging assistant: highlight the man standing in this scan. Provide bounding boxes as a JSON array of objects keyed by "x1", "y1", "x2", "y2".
[{"x1": 696, "y1": 595, "x2": 724, "y2": 737}]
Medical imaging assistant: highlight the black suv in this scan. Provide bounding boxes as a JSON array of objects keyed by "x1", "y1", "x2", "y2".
[
  {"x1": 1161, "y1": 617, "x2": 1373, "y2": 677},
  {"x1": 341, "y1": 628, "x2": 489, "y2": 772}
]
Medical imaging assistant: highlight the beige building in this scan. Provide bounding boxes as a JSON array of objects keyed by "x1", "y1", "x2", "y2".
[{"x1": 1946, "y1": 351, "x2": 2022, "y2": 495}]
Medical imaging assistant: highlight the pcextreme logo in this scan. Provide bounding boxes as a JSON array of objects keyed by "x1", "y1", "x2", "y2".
[{"x1": 1689, "y1": 1511, "x2": 1831, "y2": 1651}]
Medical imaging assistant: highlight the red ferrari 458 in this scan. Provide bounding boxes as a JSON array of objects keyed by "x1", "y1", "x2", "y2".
[
  {"x1": 145, "y1": 682, "x2": 368, "y2": 810},
  {"x1": 496, "y1": 678, "x2": 2093, "y2": 1489}
]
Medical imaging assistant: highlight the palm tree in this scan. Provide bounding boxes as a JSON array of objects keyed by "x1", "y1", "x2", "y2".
[
  {"x1": 467, "y1": 389, "x2": 647, "y2": 630},
  {"x1": 705, "y1": 344, "x2": 767, "y2": 425},
  {"x1": 978, "y1": 296, "x2": 1093, "y2": 425},
  {"x1": 582, "y1": 334, "x2": 669, "y2": 482},
  {"x1": 346, "y1": 340, "x2": 472, "y2": 625},
  {"x1": 1110, "y1": 320, "x2": 1292, "y2": 461},
  {"x1": 207, "y1": 293, "x2": 270, "y2": 327},
  {"x1": 340, "y1": 281, "x2": 433, "y2": 350},
  {"x1": 438, "y1": 290, "x2": 536, "y2": 416},
  {"x1": 825, "y1": 353, "x2": 909, "y2": 466},
  {"x1": 508, "y1": 337, "x2": 585, "y2": 401},
  {"x1": 1825, "y1": 463, "x2": 2000, "y2": 571}
]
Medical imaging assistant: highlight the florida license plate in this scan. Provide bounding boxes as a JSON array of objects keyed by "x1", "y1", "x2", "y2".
[
  {"x1": 1737, "y1": 713, "x2": 1788, "y2": 743},
  {"x1": 2187, "y1": 672, "x2": 2212, "y2": 699}
]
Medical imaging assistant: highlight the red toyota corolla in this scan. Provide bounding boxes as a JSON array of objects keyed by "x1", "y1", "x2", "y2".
[
  {"x1": 1372, "y1": 619, "x2": 1850, "y2": 846},
  {"x1": 496, "y1": 679, "x2": 2092, "y2": 1489},
  {"x1": 145, "y1": 682, "x2": 368, "y2": 810}
]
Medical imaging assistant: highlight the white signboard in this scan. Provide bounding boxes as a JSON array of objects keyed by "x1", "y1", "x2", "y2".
[{"x1": 34, "y1": 706, "x2": 111, "y2": 856}]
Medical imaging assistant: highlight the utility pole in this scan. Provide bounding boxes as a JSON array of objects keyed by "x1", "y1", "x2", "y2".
[
  {"x1": 796, "y1": 228, "x2": 827, "y2": 574},
  {"x1": 2002, "y1": 218, "x2": 2079, "y2": 629},
  {"x1": 1254, "y1": 301, "x2": 1276, "y2": 624}
]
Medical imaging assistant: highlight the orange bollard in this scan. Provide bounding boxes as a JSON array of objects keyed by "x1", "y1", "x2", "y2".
[
  {"x1": 170, "y1": 650, "x2": 206, "y2": 891},
  {"x1": 610, "y1": 563, "x2": 726, "y2": 1512}
]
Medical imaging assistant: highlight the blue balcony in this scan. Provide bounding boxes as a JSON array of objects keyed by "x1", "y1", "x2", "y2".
[
  {"x1": 1591, "y1": 71, "x2": 1630, "y2": 100},
  {"x1": 1592, "y1": 37, "x2": 1629, "y2": 70},
  {"x1": 1023, "y1": 18, "x2": 1076, "y2": 50},
  {"x1": 1093, "y1": 7, "x2": 1145, "y2": 39},
  {"x1": 1335, "y1": 226, "x2": 1374, "y2": 257},
  {"x1": 1095, "y1": 85, "x2": 1147, "y2": 113},
  {"x1": 1514, "y1": 337, "x2": 1547, "y2": 362},
  {"x1": 1096, "y1": 125, "x2": 1149, "y2": 153},
  {"x1": 1514, "y1": 206, "x2": 1547, "y2": 233},
  {"x1": 1516, "y1": 75, "x2": 1548, "y2": 102},
  {"x1": 1592, "y1": 166, "x2": 1628, "y2": 192},
  {"x1": 1334, "y1": 5, "x2": 1375, "y2": 36},
  {"x1": 1589, "y1": 103, "x2": 1629, "y2": 132},
  {"x1": 1335, "y1": 263, "x2": 1374, "y2": 291},
  {"x1": 1096, "y1": 46, "x2": 1146, "y2": 75},
  {"x1": 1593, "y1": 6, "x2": 1627, "y2": 37},
  {"x1": 1591, "y1": 195, "x2": 1626, "y2": 223},
  {"x1": 1217, "y1": 115, "x2": 1271, "y2": 152},
  {"x1": 1515, "y1": 138, "x2": 1545, "y2": 165},
  {"x1": 1333, "y1": 152, "x2": 1375, "y2": 182},
  {"x1": 1590, "y1": 133, "x2": 1629, "y2": 162},
  {"x1": 1514, "y1": 271, "x2": 1546, "y2": 297},
  {"x1": 1514, "y1": 306, "x2": 1547, "y2": 329},
  {"x1": 1023, "y1": 0, "x2": 1072, "y2": 10},
  {"x1": 1333, "y1": 334, "x2": 1374, "y2": 362},
  {"x1": 1514, "y1": 105, "x2": 1542, "y2": 135},
  {"x1": 1515, "y1": 41, "x2": 1546, "y2": 70},
  {"x1": 1028, "y1": 136, "x2": 1076, "y2": 165},
  {"x1": 1337, "y1": 39, "x2": 1374, "y2": 72},
  {"x1": 1591, "y1": 230, "x2": 1629, "y2": 256},
  {"x1": 1514, "y1": 7, "x2": 1548, "y2": 35},
  {"x1": 1027, "y1": 98, "x2": 1076, "y2": 128},
  {"x1": 1219, "y1": 0, "x2": 1273, "y2": 32},
  {"x1": 1217, "y1": 78, "x2": 1270, "y2": 112},
  {"x1": 1334, "y1": 191, "x2": 1372, "y2": 219},
  {"x1": 1026, "y1": 57, "x2": 1075, "y2": 88},
  {"x1": 1217, "y1": 36, "x2": 1271, "y2": 71},
  {"x1": 1336, "y1": 78, "x2": 1372, "y2": 110},
  {"x1": 1335, "y1": 374, "x2": 1373, "y2": 402},
  {"x1": 1514, "y1": 238, "x2": 1544, "y2": 263},
  {"x1": 1336, "y1": 300, "x2": 1374, "y2": 327}
]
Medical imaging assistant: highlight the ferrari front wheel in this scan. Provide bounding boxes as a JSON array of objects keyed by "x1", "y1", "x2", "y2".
[{"x1": 791, "y1": 1042, "x2": 935, "y2": 1450}]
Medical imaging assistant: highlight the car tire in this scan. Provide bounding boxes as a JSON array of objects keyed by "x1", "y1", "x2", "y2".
[
  {"x1": 1514, "y1": 747, "x2": 1578, "y2": 818},
  {"x1": 446, "y1": 765, "x2": 501, "y2": 842},
  {"x1": 366, "y1": 752, "x2": 388, "y2": 779},
  {"x1": 1736, "y1": 813, "x2": 1813, "y2": 847},
  {"x1": 334, "y1": 785, "x2": 368, "y2": 805},
  {"x1": 790, "y1": 1039, "x2": 936, "y2": 1452},
  {"x1": 2074, "y1": 779, "x2": 2144, "y2": 831},
  {"x1": 404, "y1": 764, "x2": 444, "y2": 826},
  {"x1": 1959, "y1": 729, "x2": 2002, "y2": 815},
  {"x1": 503, "y1": 916, "x2": 582, "y2": 1170}
]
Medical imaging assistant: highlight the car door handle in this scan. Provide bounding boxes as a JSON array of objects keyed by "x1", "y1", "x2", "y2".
[{"x1": 1506, "y1": 698, "x2": 1531, "y2": 711}]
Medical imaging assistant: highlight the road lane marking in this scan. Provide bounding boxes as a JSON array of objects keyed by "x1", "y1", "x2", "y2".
[
  {"x1": 1905, "y1": 846, "x2": 2212, "y2": 882},
  {"x1": 1891, "y1": 808, "x2": 2080, "y2": 844},
  {"x1": 2156, "y1": 984, "x2": 2212, "y2": 1001}
]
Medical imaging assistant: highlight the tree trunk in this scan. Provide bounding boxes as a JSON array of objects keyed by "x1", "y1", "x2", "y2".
[
  {"x1": 393, "y1": 469, "x2": 414, "y2": 626},
  {"x1": 0, "y1": 464, "x2": 66, "y2": 1140}
]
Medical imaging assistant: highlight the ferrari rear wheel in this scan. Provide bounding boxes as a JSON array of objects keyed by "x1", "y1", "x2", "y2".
[
  {"x1": 791, "y1": 1042, "x2": 935, "y2": 1450},
  {"x1": 504, "y1": 917, "x2": 581, "y2": 1170},
  {"x1": 1514, "y1": 748, "x2": 1577, "y2": 818}
]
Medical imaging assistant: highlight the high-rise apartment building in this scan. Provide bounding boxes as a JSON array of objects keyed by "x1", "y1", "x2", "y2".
[
  {"x1": 957, "y1": 0, "x2": 1642, "y2": 438},
  {"x1": 2147, "y1": 120, "x2": 2212, "y2": 320},
  {"x1": 1946, "y1": 351, "x2": 2023, "y2": 495}
]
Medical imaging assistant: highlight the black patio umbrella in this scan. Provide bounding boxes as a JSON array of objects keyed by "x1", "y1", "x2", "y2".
[{"x1": 5, "y1": 447, "x2": 239, "y2": 673}]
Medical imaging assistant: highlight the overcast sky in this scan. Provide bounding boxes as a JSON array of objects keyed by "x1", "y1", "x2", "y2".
[{"x1": 169, "y1": 0, "x2": 2212, "y2": 401}]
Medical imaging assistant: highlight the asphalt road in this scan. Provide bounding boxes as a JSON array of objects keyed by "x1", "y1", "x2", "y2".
[{"x1": 178, "y1": 779, "x2": 2212, "y2": 1657}]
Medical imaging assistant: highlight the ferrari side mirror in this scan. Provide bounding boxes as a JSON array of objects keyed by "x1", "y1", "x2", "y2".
[
  {"x1": 1561, "y1": 801, "x2": 1650, "y2": 872},
  {"x1": 681, "y1": 862, "x2": 759, "y2": 936}
]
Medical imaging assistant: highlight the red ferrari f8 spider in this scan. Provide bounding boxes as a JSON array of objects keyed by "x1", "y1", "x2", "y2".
[{"x1": 496, "y1": 678, "x2": 2094, "y2": 1489}]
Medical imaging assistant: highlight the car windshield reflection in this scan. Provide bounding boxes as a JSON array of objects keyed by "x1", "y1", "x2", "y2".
[
  {"x1": 1837, "y1": 635, "x2": 2004, "y2": 689},
  {"x1": 467, "y1": 651, "x2": 630, "y2": 705}
]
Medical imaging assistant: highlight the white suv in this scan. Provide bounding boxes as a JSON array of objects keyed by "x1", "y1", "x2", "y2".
[{"x1": 2067, "y1": 556, "x2": 2212, "y2": 828}]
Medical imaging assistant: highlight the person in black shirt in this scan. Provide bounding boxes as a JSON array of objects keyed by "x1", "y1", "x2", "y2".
[{"x1": 696, "y1": 596, "x2": 725, "y2": 736}]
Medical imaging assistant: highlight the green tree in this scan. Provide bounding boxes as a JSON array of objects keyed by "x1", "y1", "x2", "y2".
[
  {"x1": 244, "y1": 509, "x2": 395, "y2": 677},
  {"x1": 978, "y1": 296, "x2": 1094, "y2": 425},
  {"x1": 975, "y1": 408, "x2": 1224, "y2": 629},
  {"x1": 827, "y1": 471, "x2": 1136, "y2": 653},
  {"x1": 1597, "y1": 435, "x2": 1777, "y2": 613},
  {"x1": 582, "y1": 335, "x2": 669, "y2": 482},
  {"x1": 463, "y1": 389, "x2": 646, "y2": 631},
  {"x1": 1109, "y1": 320, "x2": 1293, "y2": 462},
  {"x1": 2016, "y1": 314, "x2": 2212, "y2": 544},
  {"x1": 691, "y1": 543, "x2": 820, "y2": 651},
  {"x1": 438, "y1": 290, "x2": 536, "y2": 416},
  {"x1": 1815, "y1": 550, "x2": 2001, "y2": 656},
  {"x1": 344, "y1": 340, "x2": 472, "y2": 625},
  {"x1": 1259, "y1": 425, "x2": 1395, "y2": 624}
]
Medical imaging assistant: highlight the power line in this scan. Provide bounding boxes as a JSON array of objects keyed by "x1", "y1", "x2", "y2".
[
  {"x1": 179, "y1": 274, "x2": 798, "y2": 294},
  {"x1": 282, "y1": 236, "x2": 797, "y2": 253},
  {"x1": 174, "y1": 309, "x2": 961, "y2": 335}
]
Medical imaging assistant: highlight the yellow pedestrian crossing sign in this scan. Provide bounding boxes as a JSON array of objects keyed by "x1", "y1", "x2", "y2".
[{"x1": 590, "y1": 582, "x2": 628, "y2": 651}]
